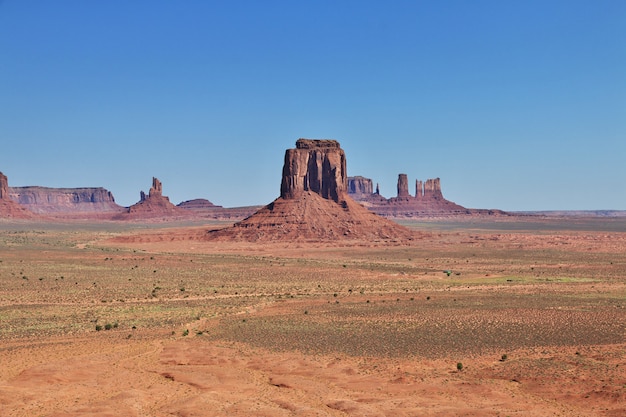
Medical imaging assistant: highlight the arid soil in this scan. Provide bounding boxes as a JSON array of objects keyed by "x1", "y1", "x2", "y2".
[{"x1": 0, "y1": 217, "x2": 624, "y2": 416}]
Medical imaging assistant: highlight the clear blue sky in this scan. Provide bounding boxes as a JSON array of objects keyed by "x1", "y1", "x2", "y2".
[{"x1": 1, "y1": 1, "x2": 624, "y2": 210}]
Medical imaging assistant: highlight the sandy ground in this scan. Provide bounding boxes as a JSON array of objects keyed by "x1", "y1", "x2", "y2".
[{"x1": 0, "y1": 218, "x2": 624, "y2": 416}]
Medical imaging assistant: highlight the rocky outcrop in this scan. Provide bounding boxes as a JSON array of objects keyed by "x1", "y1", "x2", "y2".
[
  {"x1": 279, "y1": 138, "x2": 350, "y2": 206},
  {"x1": 116, "y1": 177, "x2": 188, "y2": 219},
  {"x1": 280, "y1": 139, "x2": 347, "y2": 203},
  {"x1": 397, "y1": 174, "x2": 410, "y2": 198},
  {"x1": 0, "y1": 172, "x2": 35, "y2": 218},
  {"x1": 423, "y1": 178, "x2": 443, "y2": 200},
  {"x1": 347, "y1": 176, "x2": 373, "y2": 196},
  {"x1": 207, "y1": 139, "x2": 415, "y2": 242},
  {"x1": 9, "y1": 186, "x2": 123, "y2": 213},
  {"x1": 415, "y1": 180, "x2": 423, "y2": 200},
  {"x1": 348, "y1": 174, "x2": 505, "y2": 217},
  {"x1": 177, "y1": 199, "x2": 221, "y2": 210},
  {"x1": 0, "y1": 172, "x2": 8, "y2": 200}
]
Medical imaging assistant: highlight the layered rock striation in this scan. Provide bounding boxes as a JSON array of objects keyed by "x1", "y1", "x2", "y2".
[
  {"x1": 207, "y1": 139, "x2": 415, "y2": 242},
  {"x1": 9, "y1": 186, "x2": 123, "y2": 214}
]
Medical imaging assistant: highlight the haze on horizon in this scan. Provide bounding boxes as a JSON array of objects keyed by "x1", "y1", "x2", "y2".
[{"x1": 1, "y1": 1, "x2": 624, "y2": 211}]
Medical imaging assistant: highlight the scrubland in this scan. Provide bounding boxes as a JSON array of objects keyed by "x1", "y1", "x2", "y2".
[{"x1": 0, "y1": 217, "x2": 624, "y2": 416}]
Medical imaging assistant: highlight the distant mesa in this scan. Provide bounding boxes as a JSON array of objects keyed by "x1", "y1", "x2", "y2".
[
  {"x1": 114, "y1": 177, "x2": 188, "y2": 220},
  {"x1": 177, "y1": 198, "x2": 221, "y2": 210},
  {"x1": 9, "y1": 184, "x2": 123, "y2": 214},
  {"x1": 206, "y1": 139, "x2": 416, "y2": 242},
  {"x1": 0, "y1": 171, "x2": 35, "y2": 219},
  {"x1": 348, "y1": 174, "x2": 506, "y2": 217}
]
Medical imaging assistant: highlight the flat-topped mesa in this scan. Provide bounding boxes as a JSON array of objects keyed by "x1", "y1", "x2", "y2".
[
  {"x1": 280, "y1": 139, "x2": 347, "y2": 203},
  {"x1": 0, "y1": 171, "x2": 8, "y2": 200},
  {"x1": 348, "y1": 176, "x2": 373, "y2": 196}
]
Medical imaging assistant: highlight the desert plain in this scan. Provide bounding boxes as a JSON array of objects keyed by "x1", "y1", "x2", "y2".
[{"x1": 0, "y1": 216, "x2": 624, "y2": 416}]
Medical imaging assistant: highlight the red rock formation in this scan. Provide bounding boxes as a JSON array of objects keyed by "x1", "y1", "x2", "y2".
[
  {"x1": 415, "y1": 180, "x2": 423, "y2": 199},
  {"x1": 280, "y1": 139, "x2": 347, "y2": 203},
  {"x1": 9, "y1": 186, "x2": 123, "y2": 214},
  {"x1": 0, "y1": 172, "x2": 35, "y2": 219},
  {"x1": 207, "y1": 139, "x2": 415, "y2": 242},
  {"x1": 149, "y1": 177, "x2": 162, "y2": 197},
  {"x1": 0, "y1": 171, "x2": 8, "y2": 200},
  {"x1": 348, "y1": 174, "x2": 480, "y2": 217},
  {"x1": 348, "y1": 176, "x2": 373, "y2": 196},
  {"x1": 177, "y1": 199, "x2": 221, "y2": 210},
  {"x1": 424, "y1": 178, "x2": 443, "y2": 200},
  {"x1": 116, "y1": 177, "x2": 188, "y2": 219},
  {"x1": 397, "y1": 174, "x2": 410, "y2": 198}
]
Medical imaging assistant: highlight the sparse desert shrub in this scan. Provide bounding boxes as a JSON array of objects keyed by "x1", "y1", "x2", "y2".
[
  {"x1": 456, "y1": 362, "x2": 463, "y2": 371},
  {"x1": 182, "y1": 329, "x2": 189, "y2": 336},
  {"x1": 95, "y1": 325, "x2": 103, "y2": 331},
  {"x1": 501, "y1": 354, "x2": 508, "y2": 361},
  {"x1": 104, "y1": 323, "x2": 113, "y2": 330}
]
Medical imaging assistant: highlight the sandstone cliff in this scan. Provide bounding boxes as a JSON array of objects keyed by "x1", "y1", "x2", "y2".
[
  {"x1": 280, "y1": 139, "x2": 347, "y2": 203},
  {"x1": 0, "y1": 171, "x2": 8, "y2": 200},
  {"x1": 207, "y1": 139, "x2": 415, "y2": 242},
  {"x1": 9, "y1": 186, "x2": 123, "y2": 214},
  {"x1": 396, "y1": 174, "x2": 410, "y2": 198},
  {"x1": 347, "y1": 176, "x2": 373, "y2": 196},
  {"x1": 0, "y1": 172, "x2": 35, "y2": 218}
]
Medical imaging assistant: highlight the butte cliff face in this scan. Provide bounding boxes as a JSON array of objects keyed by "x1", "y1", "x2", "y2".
[
  {"x1": 0, "y1": 172, "x2": 8, "y2": 200},
  {"x1": 0, "y1": 172, "x2": 35, "y2": 218},
  {"x1": 347, "y1": 176, "x2": 373, "y2": 196},
  {"x1": 280, "y1": 139, "x2": 347, "y2": 203},
  {"x1": 207, "y1": 139, "x2": 415, "y2": 242},
  {"x1": 8, "y1": 186, "x2": 123, "y2": 214}
]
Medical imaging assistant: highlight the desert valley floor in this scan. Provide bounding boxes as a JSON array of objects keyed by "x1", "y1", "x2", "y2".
[{"x1": 0, "y1": 216, "x2": 624, "y2": 416}]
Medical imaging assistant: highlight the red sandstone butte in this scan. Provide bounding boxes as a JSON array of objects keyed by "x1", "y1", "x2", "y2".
[{"x1": 206, "y1": 139, "x2": 416, "y2": 242}]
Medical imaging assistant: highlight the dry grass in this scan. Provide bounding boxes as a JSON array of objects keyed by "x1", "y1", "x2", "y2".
[{"x1": 0, "y1": 217, "x2": 625, "y2": 416}]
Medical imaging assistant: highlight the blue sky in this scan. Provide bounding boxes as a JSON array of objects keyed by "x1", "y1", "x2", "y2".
[{"x1": 1, "y1": 1, "x2": 624, "y2": 210}]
